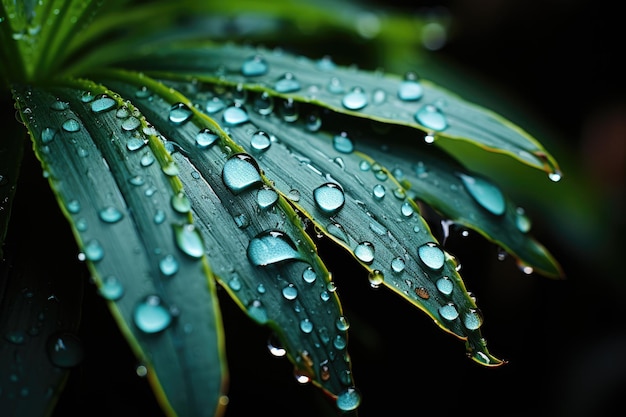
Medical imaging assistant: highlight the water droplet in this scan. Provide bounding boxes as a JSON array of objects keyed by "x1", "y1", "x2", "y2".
[
  {"x1": 400, "y1": 201, "x2": 414, "y2": 217},
  {"x1": 50, "y1": 100, "x2": 69, "y2": 111},
  {"x1": 327, "y1": 77, "x2": 345, "y2": 94},
  {"x1": 140, "y1": 152, "x2": 155, "y2": 167},
  {"x1": 257, "y1": 186, "x2": 278, "y2": 209},
  {"x1": 463, "y1": 308, "x2": 483, "y2": 330},
  {"x1": 159, "y1": 254, "x2": 179, "y2": 276},
  {"x1": 116, "y1": 106, "x2": 130, "y2": 118},
  {"x1": 66, "y1": 199, "x2": 81, "y2": 213},
  {"x1": 135, "y1": 86, "x2": 152, "y2": 99},
  {"x1": 414, "y1": 104, "x2": 448, "y2": 131},
  {"x1": 459, "y1": 173, "x2": 506, "y2": 216},
  {"x1": 206, "y1": 96, "x2": 226, "y2": 114},
  {"x1": 279, "y1": 97, "x2": 299, "y2": 122},
  {"x1": 84, "y1": 239, "x2": 104, "y2": 261},
  {"x1": 282, "y1": 283, "x2": 298, "y2": 300},
  {"x1": 515, "y1": 207, "x2": 531, "y2": 232},
  {"x1": 418, "y1": 242, "x2": 445, "y2": 270},
  {"x1": 248, "y1": 299, "x2": 268, "y2": 324},
  {"x1": 305, "y1": 111, "x2": 322, "y2": 131},
  {"x1": 222, "y1": 153, "x2": 262, "y2": 194},
  {"x1": 222, "y1": 104, "x2": 249, "y2": 126},
  {"x1": 438, "y1": 302, "x2": 459, "y2": 321},
  {"x1": 171, "y1": 191, "x2": 191, "y2": 213},
  {"x1": 80, "y1": 91, "x2": 94, "y2": 103},
  {"x1": 169, "y1": 103, "x2": 193, "y2": 125},
  {"x1": 436, "y1": 276, "x2": 453, "y2": 295},
  {"x1": 99, "y1": 206, "x2": 124, "y2": 223},
  {"x1": 133, "y1": 295, "x2": 172, "y2": 333},
  {"x1": 299, "y1": 318, "x2": 313, "y2": 333},
  {"x1": 242, "y1": 55, "x2": 269, "y2": 76},
  {"x1": 548, "y1": 170, "x2": 562, "y2": 182},
  {"x1": 41, "y1": 127, "x2": 57, "y2": 144},
  {"x1": 99, "y1": 276, "x2": 124, "y2": 300},
  {"x1": 253, "y1": 91, "x2": 274, "y2": 115},
  {"x1": 4, "y1": 330, "x2": 25, "y2": 345},
  {"x1": 91, "y1": 95, "x2": 116, "y2": 113},
  {"x1": 162, "y1": 161, "x2": 179, "y2": 176},
  {"x1": 336, "y1": 387, "x2": 361, "y2": 412},
  {"x1": 391, "y1": 257, "x2": 405, "y2": 273},
  {"x1": 333, "y1": 132, "x2": 354, "y2": 153},
  {"x1": 195, "y1": 128, "x2": 219, "y2": 148},
  {"x1": 153, "y1": 209, "x2": 166, "y2": 224},
  {"x1": 302, "y1": 267, "x2": 317, "y2": 284},
  {"x1": 333, "y1": 334, "x2": 346, "y2": 349},
  {"x1": 274, "y1": 72, "x2": 301, "y2": 93},
  {"x1": 326, "y1": 222, "x2": 349, "y2": 243},
  {"x1": 247, "y1": 230, "x2": 303, "y2": 266},
  {"x1": 121, "y1": 116, "x2": 141, "y2": 131},
  {"x1": 46, "y1": 332, "x2": 84, "y2": 368},
  {"x1": 62, "y1": 118, "x2": 80, "y2": 132},
  {"x1": 354, "y1": 241, "x2": 375, "y2": 264},
  {"x1": 173, "y1": 224, "x2": 204, "y2": 258},
  {"x1": 126, "y1": 137, "x2": 146, "y2": 151},
  {"x1": 398, "y1": 72, "x2": 423, "y2": 101},
  {"x1": 372, "y1": 184, "x2": 386, "y2": 200},
  {"x1": 313, "y1": 182, "x2": 345, "y2": 215},
  {"x1": 342, "y1": 87, "x2": 368, "y2": 110},
  {"x1": 228, "y1": 274, "x2": 242, "y2": 291},
  {"x1": 233, "y1": 212, "x2": 250, "y2": 229},
  {"x1": 250, "y1": 130, "x2": 272, "y2": 152}
]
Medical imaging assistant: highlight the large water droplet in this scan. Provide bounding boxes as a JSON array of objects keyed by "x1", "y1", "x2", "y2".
[
  {"x1": 99, "y1": 276, "x2": 124, "y2": 300},
  {"x1": 195, "y1": 128, "x2": 219, "y2": 149},
  {"x1": 274, "y1": 72, "x2": 301, "y2": 93},
  {"x1": 414, "y1": 104, "x2": 448, "y2": 131},
  {"x1": 342, "y1": 87, "x2": 368, "y2": 110},
  {"x1": 159, "y1": 254, "x2": 179, "y2": 276},
  {"x1": 418, "y1": 242, "x2": 445, "y2": 270},
  {"x1": 247, "y1": 230, "x2": 303, "y2": 266},
  {"x1": 169, "y1": 102, "x2": 193, "y2": 125},
  {"x1": 463, "y1": 308, "x2": 483, "y2": 330},
  {"x1": 46, "y1": 332, "x2": 84, "y2": 368},
  {"x1": 171, "y1": 191, "x2": 191, "y2": 213},
  {"x1": 299, "y1": 318, "x2": 313, "y2": 333},
  {"x1": 372, "y1": 184, "x2": 386, "y2": 201},
  {"x1": 133, "y1": 295, "x2": 172, "y2": 333},
  {"x1": 282, "y1": 283, "x2": 298, "y2": 300},
  {"x1": 438, "y1": 302, "x2": 459, "y2": 321},
  {"x1": 391, "y1": 257, "x2": 405, "y2": 273},
  {"x1": 121, "y1": 116, "x2": 141, "y2": 131},
  {"x1": 222, "y1": 105, "x2": 249, "y2": 125},
  {"x1": 222, "y1": 153, "x2": 262, "y2": 194},
  {"x1": 333, "y1": 132, "x2": 354, "y2": 153},
  {"x1": 174, "y1": 224, "x2": 204, "y2": 259},
  {"x1": 41, "y1": 127, "x2": 57, "y2": 144},
  {"x1": 242, "y1": 55, "x2": 269, "y2": 76},
  {"x1": 257, "y1": 187, "x2": 278, "y2": 209},
  {"x1": 436, "y1": 276, "x2": 453, "y2": 295},
  {"x1": 459, "y1": 173, "x2": 506, "y2": 216},
  {"x1": 250, "y1": 130, "x2": 272, "y2": 152},
  {"x1": 99, "y1": 206, "x2": 124, "y2": 223},
  {"x1": 84, "y1": 239, "x2": 104, "y2": 261},
  {"x1": 354, "y1": 241, "x2": 375, "y2": 264},
  {"x1": 62, "y1": 118, "x2": 80, "y2": 132},
  {"x1": 91, "y1": 95, "x2": 116, "y2": 113},
  {"x1": 397, "y1": 72, "x2": 423, "y2": 101},
  {"x1": 336, "y1": 387, "x2": 361, "y2": 412},
  {"x1": 302, "y1": 266, "x2": 317, "y2": 284},
  {"x1": 313, "y1": 182, "x2": 345, "y2": 215}
]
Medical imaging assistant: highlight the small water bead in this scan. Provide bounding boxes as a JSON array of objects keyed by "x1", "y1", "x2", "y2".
[
  {"x1": 171, "y1": 192, "x2": 191, "y2": 213},
  {"x1": 333, "y1": 132, "x2": 354, "y2": 154},
  {"x1": 313, "y1": 182, "x2": 345, "y2": 215},
  {"x1": 548, "y1": 170, "x2": 562, "y2": 182},
  {"x1": 317, "y1": 55, "x2": 336, "y2": 70},
  {"x1": 417, "y1": 242, "x2": 445, "y2": 270},
  {"x1": 173, "y1": 224, "x2": 204, "y2": 259},
  {"x1": 299, "y1": 318, "x2": 313, "y2": 334},
  {"x1": 302, "y1": 267, "x2": 317, "y2": 284},
  {"x1": 327, "y1": 77, "x2": 345, "y2": 94},
  {"x1": 99, "y1": 276, "x2": 124, "y2": 300},
  {"x1": 342, "y1": 87, "x2": 368, "y2": 110},
  {"x1": 50, "y1": 100, "x2": 69, "y2": 111},
  {"x1": 279, "y1": 97, "x2": 299, "y2": 122},
  {"x1": 515, "y1": 207, "x2": 531, "y2": 233},
  {"x1": 333, "y1": 334, "x2": 346, "y2": 350},
  {"x1": 162, "y1": 161, "x2": 179, "y2": 176},
  {"x1": 76, "y1": 218, "x2": 88, "y2": 231},
  {"x1": 46, "y1": 332, "x2": 84, "y2": 368},
  {"x1": 459, "y1": 173, "x2": 506, "y2": 216},
  {"x1": 436, "y1": 276, "x2": 454, "y2": 295},
  {"x1": 222, "y1": 104, "x2": 249, "y2": 125},
  {"x1": 4, "y1": 330, "x2": 25, "y2": 345},
  {"x1": 242, "y1": 54, "x2": 269, "y2": 76},
  {"x1": 126, "y1": 137, "x2": 146, "y2": 151},
  {"x1": 247, "y1": 230, "x2": 303, "y2": 267},
  {"x1": 84, "y1": 239, "x2": 104, "y2": 261},
  {"x1": 282, "y1": 283, "x2": 298, "y2": 300},
  {"x1": 90, "y1": 95, "x2": 116, "y2": 113},
  {"x1": 400, "y1": 201, "x2": 415, "y2": 217},
  {"x1": 121, "y1": 116, "x2": 141, "y2": 131},
  {"x1": 41, "y1": 127, "x2": 57, "y2": 144},
  {"x1": 257, "y1": 187, "x2": 279, "y2": 209},
  {"x1": 274, "y1": 72, "x2": 301, "y2": 93},
  {"x1": 232, "y1": 83, "x2": 247, "y2": 105},
  {"x1": 354, "y1": 241, "x2": 375, "y2": 264},
  {"x1": 463, "y1": 308, "x2": 483, "y2": 330},
  {"x1": 191, "y1": 128, "x2": 218, "y2": 149},
  {"x1": 222, "y1": 153, "x2": 262, "y2": 194},
  {"x1": 66, "y1": 199, "x2": 81, "y2": 214},
  {"x1": 372, "y1": 184, "x2": 386, "y2": 200},
  {"x1": 159, "y1": 254, "x2": 179, "y2": 276},
  {"x1": 135, "y1": 86, "x2": 152, "y2": 99},
  {"x1": 168, "y1": 102, "x2": 193, "y2": 125},
  {"x1": 248, "y1": 300, "x2": 269, "y2": 324},
  {"x1": 140, "y1": 152, "x2": 155, "y2": 167},
  {"x1": 253, "y1": 91, "x2": 274, "y2": 115},
  {"x1": 99, "y1": 206, "x2": 124, "y2": 223},
  {"x1": 397, "y1": 72, "x2": 424, "y2": 101},
  {"x1": 228, "y1": 274, "x2": 242, "y2": 291},
  {"x1": 391, "y1": 256, "x2": 406, "y2": 273},
  {"x1": 250, "y1": 130, "x2": 272, "y2": 152},
  {"x1": 438, "y1": 302, "x2": 459, "y2": 321},
  {"x1": 80, "y1": 91, "x2": 94, "y2": 103},
  {"x1": 133, "y1": 295, "x2": 172, "y2": 333},
  {"x1": 305, "y1": 112, "x2": 322, "y2": 131},
  {"x1": 336, "y1": 387, "x2": 361, "y2": 412},
  {"x1": 415, "y1": 104, "x2": 448, "y2": 131},
  {"x1": 62, "y1": 118, "x2": 80, "y2": 132},
  {"x1": 335, "y1": 316, "x2": 350, "y2": 332},
  {"x1": 233, "y1": 212, "x2": 250, "y2": 229},
  {"x1": 205, "y1": 96, "x2": 226, "y2": 114},
  {"x1": 326, "y1": 222, "x2": 349, "y2": 243}
]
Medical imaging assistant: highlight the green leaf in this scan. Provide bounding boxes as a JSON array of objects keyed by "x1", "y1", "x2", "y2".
[
  {"x1": 115, "y1": 43, "x2": 562, "y2": 177},
  {"x1": 12, "y1": 80, "x2": 228, "y2": 417}
]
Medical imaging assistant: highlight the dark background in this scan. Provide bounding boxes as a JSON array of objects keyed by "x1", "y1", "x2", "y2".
[{"x1": 36, "y1": 0, "x2": 624, "y2": 416}]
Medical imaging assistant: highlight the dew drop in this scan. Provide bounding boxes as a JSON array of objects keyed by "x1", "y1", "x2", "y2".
[
  {"x1": 247, "y1": 230, "x2": 303, "y2": 266},
  {"x1": 206, "y1": 96, "x2": 226, "y2": 114},
  {"x1": 305, "y1": 111, "x2": 322, "y2": 131},
  {"x1": 50, "y1": 100, "x2": 69, "y2": 111},
  {"x1": 242, "y1": 55, "x2": 269, "y2": 76},
  {"x1": 98, "y1": 206, "x2": 123, "y2": 223},
  {"x1": 84, "y1": 239, "x2": 104, "y2": 261},
  {"x1": 253, "y1": 91, "x2": 274, "y2": 115},
  {"x1": 414, "y1": 104, "x2": 448, "y2": 131},
  {"x1": 195, "y1": 128, "x2": 219, "y2": 148},
  {"x1": 162, "y1": 161, "x2": 179, "y2": 176},
  {"x1": 313, "y1": 182, "x2": 345, "y2": 215},
  {"x1": 90, "y1": 95, "x2": 116, "y2": 113},
  {"x1": 333, "y1": 132, "x2": 354, "y2": 154},
  {"x1": 41, "y1": 127, "x2": 57, "y2": 144},
  {"x1": 342, "y1": 87, "x2": 368, "y2": 110},
  {"x1": 372, "y1": 184, "x2": 386, "y2": 200},
  {"x1": 336, "y1": 387, "x2": 361, "y2": 412},
  {"x1": 80, "y1": 91, "x2": 94, "y2": 103},
  {"x1": 400, "y1": 201, "x2": 414, "y2": 217},
  {"x1": 354, "y1": 241, "x2": 375, "y2": 264},
  {"x1": 133, "y1": 295, "x2": 172, "y2": 333},
  {"x1": 436, "y1": 276, "x2": 454, "y2": 295},
  {"x1": 62, "y1": 118, "x2": 80, "y2": 132},
  {"x1": 302, "y1": 267, "x2": 317, "y2": 284},
  {"x1": 327, "y1": 77, "x2": 345, "y2": 94},
  {"x1": 257, "y1": 186, "x2": 279, "y2": 209},
  {"x1": 171, "y1": 191, "x2": 191, "y2": 213},
  {"x1": 140, "y1": 152, "x2": 155, "y2": 167},
  {"x1": 228, "y1": 274, "x2": 242, "y2": 291},
  {"x1": 153, "y1": 209, "x2": 166, "y2": 224},
  {"x1": 159, "y1": 254, "x2": 179, "y2": 276},
  {"x1": 282, "y1": 283, "x2": 298, "y2": 300},
  {"x1": 248, "y1": 299, "x2": 268, "y2": 324},
  {"x1": 121, "y1": 116, "x2": 141, "y2": 131},
  {"x1": 99, "y1": 275, "x2": 124, "y2": 300},
  {"x1": 397, "y1": 72, "x2": 423, "y2": 101},
  {"x1": 169, "y1": 102, "x2": 193, "y2": 125},
  {"x1": 126, "y1": 137, "x2": 146, "y2": 151},
  {"x1": 274, "y1": 72, "x2": 301, "y2": 93},
  {"x1": 515, "y1": 207, "x2": 532, "y2": 233},
  {"x1": 438, "y1": 302, "x2": 459, "y2": 321},
  {"x1": 391, "y1": 257, "x2": 405, "y2": 273},
  {"x1": 222, "y1": 104, "x2": 249, "y2": 126},
  {"x1": 459, "y1": 173, "x2": 506, "y2": 216},
  {"x1": 46, "y1": 332, "x2": 84, "y2": 368},
  {"x1": 173, "y1": 224, "x2": 204, "y2": 259},
  {"x1": 326, "y1": 222, "x2": 349, "y2": 243},
  {"x1": 299, "y1": 318, "x2": 313, "y2": 333},
  {"x1": 66, "y1": 199, "x2": 81, "y2": 214},
  {"x1": 333, "y1": 334, "x2": 346, "y2": 349},
  {"x1": 5, "y1": 330, "x2": 25, "y2": 345},
  {"x1": 222, "y1": 153, "x2": 262, "y2": 194},
  {"x1": 250, "y1": 130, "x2": 272, "y2": 152},
  {"x1": 233, "y1": 212, "x2": 250, "y2": 229},
  {"x1": 135, "y1": 86, "x2": 152, "y2": 99},
  {"x1": 417, "y1": 242, "x2": 445, "y2": 270},
  {"x1": 279, "y1": 97, "x2": 299, "y2": 122},
  {"x1": 463, "y1": 308, "x2": 483, "y2": 330}
]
